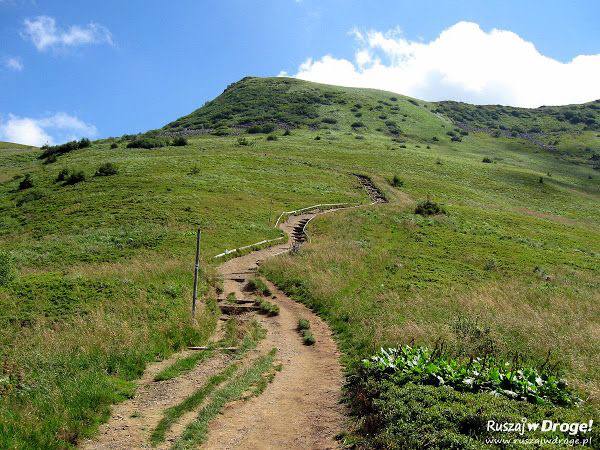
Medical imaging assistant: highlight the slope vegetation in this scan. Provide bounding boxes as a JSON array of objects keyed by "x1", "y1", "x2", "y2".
[{"x1": 0, "y1": 77, "x2": 598, "y2": 448}]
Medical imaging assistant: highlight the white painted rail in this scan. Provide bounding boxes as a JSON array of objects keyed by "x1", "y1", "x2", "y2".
[{"x1": 213, "y1": 236, "x2": 285, "y2": 259}]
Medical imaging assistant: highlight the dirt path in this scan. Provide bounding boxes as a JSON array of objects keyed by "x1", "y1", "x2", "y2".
[
  {"x1": 201, "y1": 213, "x2": 345, "y2": 450},
  {"x1": 82, "y1": 175, "x2": 385, "y2": 449}
]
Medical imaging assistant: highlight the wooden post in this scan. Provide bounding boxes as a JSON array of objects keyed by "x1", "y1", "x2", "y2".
[{"x1": 192, "y1": 228, "x2": 201, "y2": 319}]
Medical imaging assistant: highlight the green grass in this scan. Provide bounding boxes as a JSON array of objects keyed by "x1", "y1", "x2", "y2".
[
  {"x1": 153, "y1": 350, "x2": 213, "y2": 382},
  {"x1": 0, "y1": 76, "x2": 598, "y2": 447},
  {"x1": 151, "y1": 318, "x2": 266, "y2": 445},
  {"x1": 150, "y1": 363, "x2": 238, "y2": 445},
  {"x1": 172, "y1": 348, "x2": 278, "y2": 449}
]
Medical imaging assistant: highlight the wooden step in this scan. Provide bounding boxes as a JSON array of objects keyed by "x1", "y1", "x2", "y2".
[{"x1": 219, "y1": 304, "x2": 261, "y2": 315}]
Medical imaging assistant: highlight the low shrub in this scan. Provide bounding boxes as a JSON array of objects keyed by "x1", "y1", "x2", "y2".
[
  {"x1": 110, "y1": 142, "x2": 118, "y2": 149},
  {"x1": 314, "y1": 135, "x2": 321, "y2": 140},
  {"x1": 321, "y1": 117, "x2": 337, "y2": 124},
  {"x1": 255, "y1": 298, "x2": 279, "y2": 316},
  {"x1": 237, "y1": 137, "x2": 249, "y2": 146},
  {"x1": 391, "y1": 175, "x2": 404, "y2": 188},
  {"x1": 18, "y1": 173, "x2": 33, "y2": 190},
  {"x1": 95, "y1": 162, "x2": 118, "y2": 177},
  {"x1": 245, "y1": 278, "x2": 271, "y2": 296},
  {"x1": 482, "y1": 157, "x2": 493, "y2": 163},
  {"x1": 55, "y1": 168, "x2": 70, "y2": 182},
  {"x1": 39, "y1": 138, "x2": 91, "y2": 159},
  {"x1": 266, "y1": 134, "x2": 277, "y2": 141},
  {"x1": 351, "y1": 121, "x2": 365, "y2": 129},
  {"x1": 301, "y1": 330, "x2": 315, "y2": 345},
  {"x1": 64, "y1": 170, "x2": 86, "y2": 185},
  {"x1": 247, "y1": 123, "x2": 275, "y2": 134},
  {"x1": 172, "y1": 136, "x2": 188, "y2": 146},
  {"x1": 415, "y1": 199, "x2": 445, "y2": 216},
  {"x1": 297, "y1": 318, "x2": 310, "y2": 331},
  {"x1": 283, "y1": 129, "x2": 291, "y2": 136}
]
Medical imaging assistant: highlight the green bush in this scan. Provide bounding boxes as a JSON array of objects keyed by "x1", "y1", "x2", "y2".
[
  {"x1": 301, "y1": 330, "x2": 315, "y2": 345},
  {"x1": 172, "y1": 136, "x2": 188, "y2": 146},
  {"x1": 64, "y1": 170, "x2": 86, "y2": 185},
  {"x1": 110, "y1": 142, "x2": 118, "y2": 149},
  {"x1": 415, "y1": 199, "x2": 445, "y2": 216},
  {"x1": 95, "y1": 162, "x2": 118, "y2": 177},
  {"x1": 266, "y1": 134, "x2": 278, "y2": 141},
  {"x1": 237, "y1": 137, "x2": 249, "y2": 146},
  {"x1": 39, "y1": 138, "x2": 91, "y2": 159},
  {"x1": 247, "y1": 123, "x2": 275, "y2": 134},
  {"x1": 321, "y1": 117, "x2": 337, "y2": 124},
  {"x1": 255, "y1": 298, "x2": 279, "y2": 316},
  {"x1": 482, "y1": 157, "x2": 493, "y2": 163},
  {"x1": 56, "y1": 168, "x2": 70, "y2": 182},
  {"x1": 391, "y1": 175, "x2": 404, "y2": 188},
  {"x1": 297, "y1": 318, "x2": 310, "y2": 331},
  {"x1": 245, "y1": 278, "x2": 271, "y2": 296},
  {"x1": 0, "y1": 251, "x2": 15, "y2": 286},
  {"x1": 18, "y1": 173, "x2": 33, "y2": 190},
  {"x1": 351, "y1": 121, "x2": 365, "y2": 129}
]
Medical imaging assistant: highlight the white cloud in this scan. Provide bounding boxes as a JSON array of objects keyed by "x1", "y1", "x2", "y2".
[
  {"x1": 0, "y1": 113, "x2": 97, "y2": 146},
  {"x1": 4, "y1": 57, "x2": 23, "y2": 71},
  {"x1": 22, "y1": 16, "x2": 113, "y2": 51},
  {"x1": 287, "y1": 21, "x2": 600, "y2": 107}
]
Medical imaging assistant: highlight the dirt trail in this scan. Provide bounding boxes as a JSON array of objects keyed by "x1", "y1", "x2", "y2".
[
  {"x1": 82, "y1": 175, "x2": 385, "y2": 449},
  {"x1": 202, "y1": 213, "x2": 344, "y2": 450}
]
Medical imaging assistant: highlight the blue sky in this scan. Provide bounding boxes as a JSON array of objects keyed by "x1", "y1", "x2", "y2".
[{"x1": 1, "y1": 0, "x2": 599, "y2": 145}]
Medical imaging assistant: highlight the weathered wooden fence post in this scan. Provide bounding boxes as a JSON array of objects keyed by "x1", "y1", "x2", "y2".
[{"x1": 192, "y1": 228, "x2": 201, "y2": 319}]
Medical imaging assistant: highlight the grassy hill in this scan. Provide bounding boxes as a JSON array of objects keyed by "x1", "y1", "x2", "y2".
[{"x1": 0, "y1": 77, "x2": 598, "y2": 448}]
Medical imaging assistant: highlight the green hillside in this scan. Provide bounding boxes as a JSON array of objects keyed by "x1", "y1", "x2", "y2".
[{"x1": 0, "y1": 77, "x2": 598, "y2": 448}]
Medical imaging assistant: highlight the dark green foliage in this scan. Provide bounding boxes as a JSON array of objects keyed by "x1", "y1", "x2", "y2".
[
  {"x1": 95, "y1": 162, "x2": 118, "y2": 177},
  {"x1": 126, "y1": 137, "x2": 168, "y2": 149},
  {"x1": 110, "y1": 142, "x2": 118, "y2": 149},
  {"x1": 314, "y1": 135, "x2": 321, "y2": 140},
  {"x1": 434, "y1": 100, "x2": 600, "y2": 134},
  {"x1": 482, "y1": 157, "x2": 493, "y2": 163},
  {"x1": 266, "y1": 134, "x2": 277, "y2": 141},
  {"x1": 40, "y1": 138, "x2": 91, "y2": 160},
  {"x1": 172, "y1": 136, "x2": 188, "y2": 146},
  {"x1": 351, "y1": 121, "x2": 365, "y2": 129},
  {"x1": 237, "y1": 137, "x2": 249, "y2": 146},
  {"x1": 18, "y1": 173, "x2": 33, "y2": 190},
  {"x1": 391, "y1": 175, "x2": 404, "y2": 188},
  {"x1": 301, "y1": 329, "x2": 315, "y2": 345},
  {"x1": 247, "y1": 123, "x2": 276, "y2": 134},
  {"x1": 64, "y1": 170, "x2": 86, "y2": 185},
  {"x1": 322, "y1": 117, "x2": 337, "y2": 124},
  {"x1": 360, "y1": 346, "x2": 580, "y2": 405},
  {"x1": 348, "y1": 382, "x2": 597, "y2": 449},
  {"x1": 55, "y1": 168, "x2": 70, "y2": 182},
  {"x1": 415, "y1": 199, "x2": 445, "y2": 216},
  {"x1": 297, "y1": 318, "x2": 310, "y2": 331},
  {"x1": 0, "y1": 251, "x2": 15, "y2": 286},
  {"x1": 283, "y1": 129, "x2": 291, "y2": 136},
  {"x1": 245, "y1": 278, "x2": 271, "y2": 296},
  {"x1": 255, "y1": 298, "x2": 279, "y2": 316}
]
